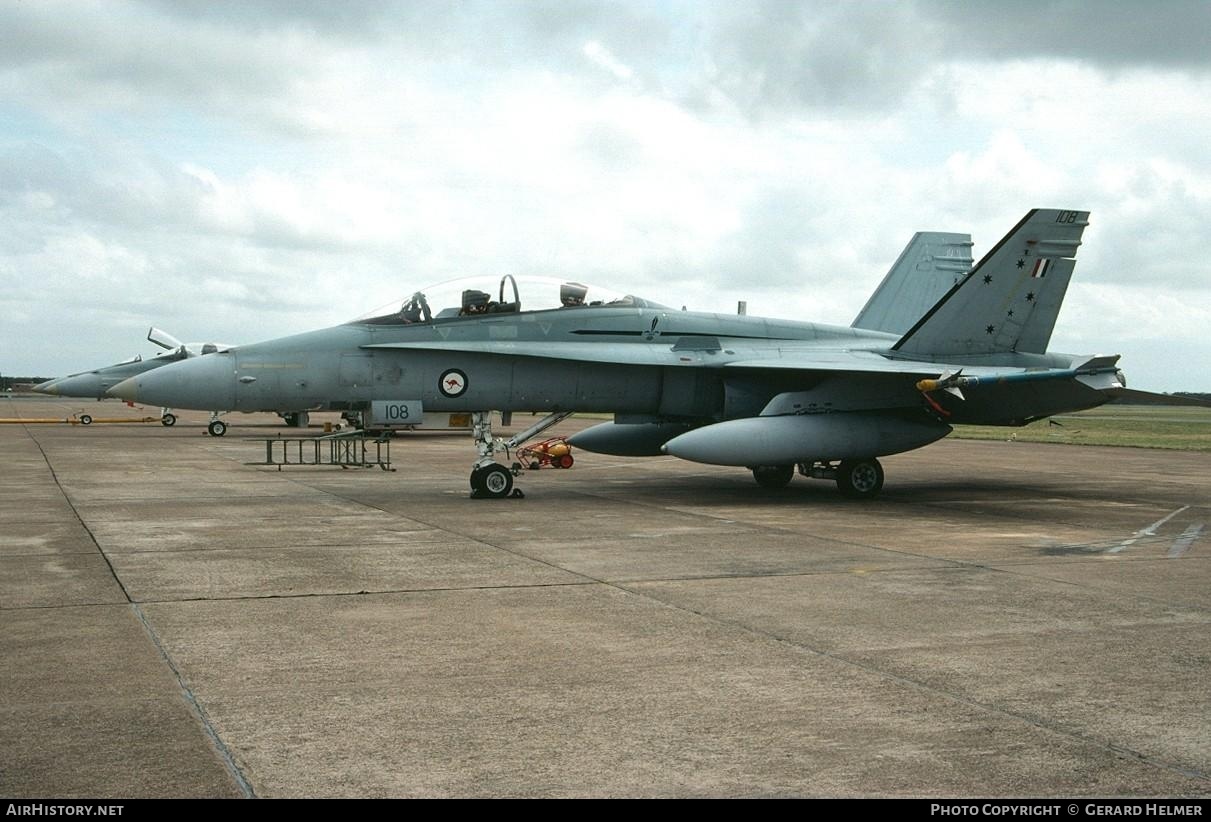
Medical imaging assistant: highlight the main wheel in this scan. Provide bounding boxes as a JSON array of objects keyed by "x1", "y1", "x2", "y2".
[
  {"x1": 752, "y1": 464, "x2": 794, "y2": 488},
  {"x1": 208, "y1": 420, "x2": 227, "y2": 437},
  {"x1": 836, "y1": 458, "x2": 884, "y2": 499},
  {"x1": 477, "y1": 464, "x2": 514, "y2": 499},
  {"x1": 161, "y1": 413, "x2": 176, "y2": 427},
  {"x1": 282, "y1": 412, "x2": 298, "y2": 427}
]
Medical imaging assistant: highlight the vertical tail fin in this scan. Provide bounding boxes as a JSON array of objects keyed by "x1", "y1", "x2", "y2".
[
  {"x1": 892, "y1": 209, "x2": 1088, "y2": 356},
  {"x1": 851, "y1": 232, "x2": 973, "y2": 335}
]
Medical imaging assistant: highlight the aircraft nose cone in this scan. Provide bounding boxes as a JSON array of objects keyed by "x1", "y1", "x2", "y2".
[
  {"x1": 33, "y1": 379, "x2": 60, "y2": 395},
  {"x1": 108, "y1": 353, "x2": 236, "y2": 410},
  {"x1": 107, "y1": 377, "x2": 139, "y2": 402}
]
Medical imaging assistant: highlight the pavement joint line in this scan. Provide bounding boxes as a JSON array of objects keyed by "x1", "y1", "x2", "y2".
[
  {"x1": 21, "y1": 423, "x2": 256, "y2": 799},
  {"x1": 0, "y1": 548, "x2": 118, "y2": 558},
  {"x1": 82, "y1": 538, "x2": 473, "y2": 556},
  {"x1": 1, "y1": 600, "x2": 132, "y2": 612},
  {"x1": 21, "y1": 424, "x2": 136, "y2": 605},
  {"x1": 130, "y1": 603, "x2": 257, "y2": 798},
  {"x1": 129, "y1": 579, "x2": 601, "y2": 605}
]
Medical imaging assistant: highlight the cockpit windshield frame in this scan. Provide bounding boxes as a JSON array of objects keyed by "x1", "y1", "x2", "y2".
[{"x1": 352, "y1": 274, "x2": 668, "y2": 326}]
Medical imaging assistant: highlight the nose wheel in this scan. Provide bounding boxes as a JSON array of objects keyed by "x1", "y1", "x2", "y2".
[
  {"x1": 207, "y1": 413, "x2": 228, "y2": 437},
  {"x1": 470, "y1": 463, "x2": 518, "y2": 499}
]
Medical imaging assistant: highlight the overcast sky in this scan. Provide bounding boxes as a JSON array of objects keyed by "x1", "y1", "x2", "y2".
[{"x1": 3, "y1": 0, "x2": 1210, "y2": 391}]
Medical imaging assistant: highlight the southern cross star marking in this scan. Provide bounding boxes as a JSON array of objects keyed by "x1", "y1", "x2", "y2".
[
  {"x1": 1017, "y1": 259, "x2": 1025, "y2": 268},
  {"x1": 983, "y1": 274, "x2": 993, "y2": 284},
  {"x1": 1007, "y1": 309, "x2": 1015, "y2": 317},
  {"x1": 986, "y1": 325, "x2": 995, "y2": 334},
  {"x1": 1026, "y1": 291, "x2": 1035, "y2": 302}
]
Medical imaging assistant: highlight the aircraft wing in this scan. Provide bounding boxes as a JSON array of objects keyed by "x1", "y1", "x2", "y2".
[{"x1": 363, "y1": 339, "x2": 1060, "y2": 380}]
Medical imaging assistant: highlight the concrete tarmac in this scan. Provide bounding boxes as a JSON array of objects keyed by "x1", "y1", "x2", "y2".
[{"x1": 2, "y1": 396, "x2": 1208, "y2": 797}]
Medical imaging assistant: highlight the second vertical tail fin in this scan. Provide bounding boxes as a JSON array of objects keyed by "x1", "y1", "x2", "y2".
[{"x1": 851, "y1": 232, "x2": 973, "y2": 336}]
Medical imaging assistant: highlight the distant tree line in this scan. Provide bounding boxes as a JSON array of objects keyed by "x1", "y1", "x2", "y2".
[
  {"x1": 1108, "y1": 392, "x2": 1211, "y2": 404},
  {"x1": 2, "y1": 375, "x2": 54, "y2": 390}
]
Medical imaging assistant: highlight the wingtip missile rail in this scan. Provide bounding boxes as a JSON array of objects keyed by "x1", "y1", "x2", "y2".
[{"x1": 916, "y1": 357, "x2": 1125, "y2": 401}]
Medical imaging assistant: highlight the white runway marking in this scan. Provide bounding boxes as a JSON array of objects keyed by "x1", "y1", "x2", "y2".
[
  {"x1": 1109, "y1": 505, "x2": 1190, "y2": 554},
  {"x1": 1167, "y1": 523, "x2": 1204, "y2": 559}
]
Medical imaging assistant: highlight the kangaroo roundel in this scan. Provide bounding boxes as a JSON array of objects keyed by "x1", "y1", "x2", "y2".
[{"x1": 439, "y1": 368, "x2": 468, "y2": 397}]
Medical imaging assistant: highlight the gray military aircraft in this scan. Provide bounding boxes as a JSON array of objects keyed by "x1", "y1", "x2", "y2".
[
  {"x1": 34, "y1": 328, "x2": 230, "y2": 426},
  {"x1": 35, "y1": 328, "x2": 317, "y2": 434},
  {"x1": 109, "y1": 209, "x2": 1136, "y2": 499}
]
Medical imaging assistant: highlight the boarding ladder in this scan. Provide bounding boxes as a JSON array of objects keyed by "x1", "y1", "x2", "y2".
[{"x1": 253, "y1": 431, "x2": 393, "y2": 471}]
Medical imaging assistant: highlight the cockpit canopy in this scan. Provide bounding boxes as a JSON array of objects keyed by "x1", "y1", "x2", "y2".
[{"x1": 353, "y1": 274, "x2": 669, "y2": 326}]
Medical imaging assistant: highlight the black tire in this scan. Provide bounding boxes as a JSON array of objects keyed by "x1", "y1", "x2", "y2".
[
  {"x1": 836, "y1": 458, "x2": 884, "y2": 499},
  {"x1": 470, "y1": 466, "x2": 486, "y2": 492},
  {"x1": 161, "y1": 413, "x2": 176, "y2": 427},
  {"x1": 752, "y1": 464, "x2": 794, "y2": 488},
  {"x1": 79, "y1": 414, "x2": 92, "y2": 426},
  {"x1": 208, "y1": 420, "x2": 227, "y2": 437},
  {"x1": 478, "y1": 464, "x2": 514, "y2": 499},
  {"x1": 282, "y1": 412, "x2": 298, "y2": 427}
]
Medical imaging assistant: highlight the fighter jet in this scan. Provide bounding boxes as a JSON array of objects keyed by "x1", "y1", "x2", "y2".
[
  {"x1": 34, "y1": 328, "x2": 231, "y2": 426},
  {"x1": 110, "y1": 209, "x2": 1132, "y2": 499},
  {"x1": 35, "y1": 328, "x2": 318, "y2": 434}
]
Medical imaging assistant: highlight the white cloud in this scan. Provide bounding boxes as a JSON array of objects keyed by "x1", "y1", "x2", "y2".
[
  {"x1": 583, "y1": 41, "x2": 635, "y2": 82},
  {"x1": 1, "y1": 1, "x2": 1210, "y2": 394}
]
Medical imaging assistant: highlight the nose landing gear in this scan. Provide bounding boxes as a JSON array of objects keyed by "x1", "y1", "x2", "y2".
[
  {"x1": 468, "y1": 410, "x2": 574, "y2": 499},
  {"x1": 206, "y1": 412, "x2": 227, "y2": 437}
]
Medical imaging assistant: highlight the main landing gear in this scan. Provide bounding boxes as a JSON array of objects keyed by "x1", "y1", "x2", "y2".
[
  {"x1": 751, "y1": 464, "x2": 794, "y2": 488},
  {"x1": 750, "y1": 458, "x2": 886, "y2": 499},
  {"x1": 280, "y1": 411, "x2": 309, "y2": 428},
  {"x1": 469, "y1": 410, "x2": 574, "y2": 499},
  {"x1": 835, "y1": 458, "x2": 884, "y2": 498}
]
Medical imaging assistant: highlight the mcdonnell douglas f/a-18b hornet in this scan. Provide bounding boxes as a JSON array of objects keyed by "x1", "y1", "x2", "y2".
[
  {"x1": 35, "y1": 327, "x2": 316, "y2": 432},
  {"x1": 33, "y1": 328, "x2": 234, "y2": 427},
  {"x1": 109, "y1": 209, "x2": 1159, "y2": 499}
]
